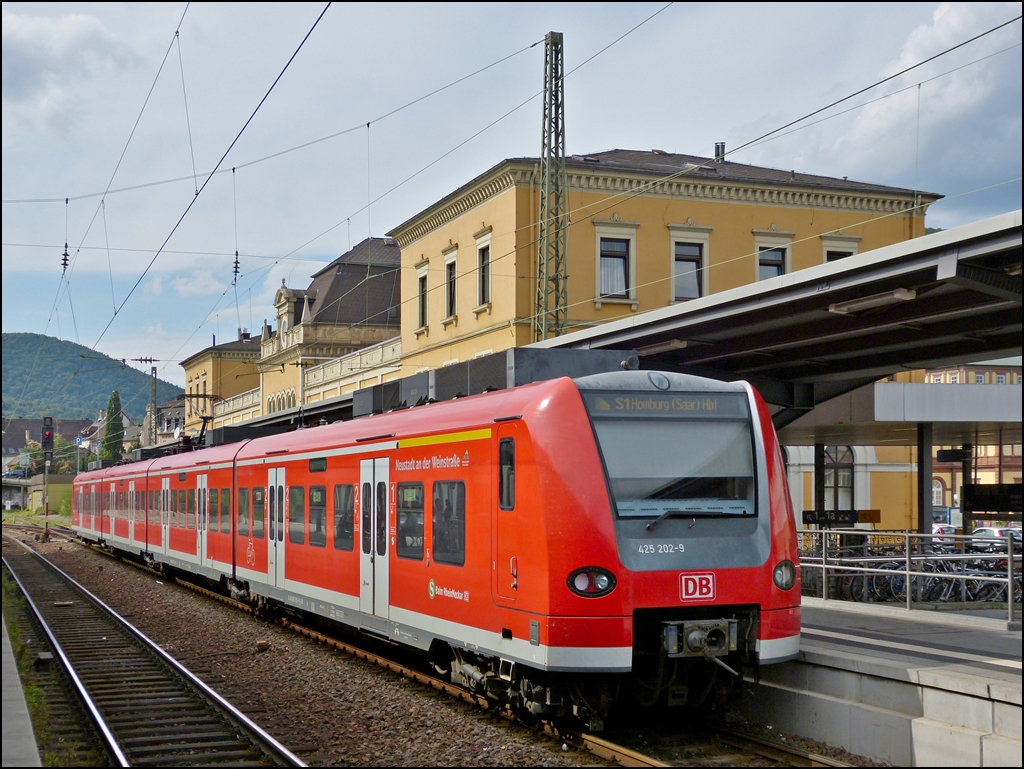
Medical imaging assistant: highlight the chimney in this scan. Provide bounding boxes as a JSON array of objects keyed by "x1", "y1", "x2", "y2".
[{"x1": 714, "y1": 142, "x2": 726, "y2": 163}]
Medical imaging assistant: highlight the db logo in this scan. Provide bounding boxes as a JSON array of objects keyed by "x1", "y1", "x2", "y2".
[{"x1": 680, "y1": 573, "x2": 715, "y2": 601}]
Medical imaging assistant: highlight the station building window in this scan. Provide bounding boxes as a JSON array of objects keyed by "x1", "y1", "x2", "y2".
[{"x1": 824, "y1": 445, "x2": 854, "y2": 512}]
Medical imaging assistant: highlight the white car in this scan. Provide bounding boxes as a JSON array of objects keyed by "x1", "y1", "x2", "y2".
[
  {"x1": 971, "y1": 527, "x2": 1022, "y2": 551},
  {"x1": 931, "y1": 523, "x2": 956, "y2": 543}
]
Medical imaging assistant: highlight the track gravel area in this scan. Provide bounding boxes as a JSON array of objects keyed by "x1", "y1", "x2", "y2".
[{"x1": 21, "y1": 536, "x2": 600, "y2": 767}]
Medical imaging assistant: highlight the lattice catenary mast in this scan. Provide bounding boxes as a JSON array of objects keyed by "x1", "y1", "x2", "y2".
[{"x1": 535, "y1": 31, "x2": 568, "y2": 342}]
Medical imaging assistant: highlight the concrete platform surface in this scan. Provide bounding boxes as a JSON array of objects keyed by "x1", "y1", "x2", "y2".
[{"x1": 743, "y1": 598, "x2": 1021, "y2": 766}]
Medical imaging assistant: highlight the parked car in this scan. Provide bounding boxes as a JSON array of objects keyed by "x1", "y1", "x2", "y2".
[
  {"x1": 970, "y1": 526, "x2": 1022, "y2": 552},
  {"x1": 931, "y1": 523, "x2": 957, "y2": 543}
]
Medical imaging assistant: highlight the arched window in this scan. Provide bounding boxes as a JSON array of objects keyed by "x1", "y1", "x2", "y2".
[
  {"x1": 932, "y1": 479, "x2": 945, "y2": 507},
  {"x1": 824, "y1": 445, "x2": 854, "y2": 511}
]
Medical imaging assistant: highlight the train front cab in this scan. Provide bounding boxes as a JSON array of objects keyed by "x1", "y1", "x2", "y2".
[{"x1": 538, "y1": 371, "x2": 801, "y2": 713}]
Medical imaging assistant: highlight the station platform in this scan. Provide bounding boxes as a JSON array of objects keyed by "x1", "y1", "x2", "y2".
[
  {"x1": 2, "y1": 616, "x2": 42, "y2": 767},
  {"x1": 743, "y1": 598, "x2": 1022, "y2": 766}
]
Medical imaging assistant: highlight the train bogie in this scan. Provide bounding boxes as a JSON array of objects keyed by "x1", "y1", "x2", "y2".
[{"x1": 73, "y1": 369, "x2": 800, "y2": 726}]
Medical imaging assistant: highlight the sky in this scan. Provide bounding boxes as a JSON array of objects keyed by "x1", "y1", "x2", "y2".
[{"x1": 3, "y1": 2, "x2": 1022, "y2": 390}]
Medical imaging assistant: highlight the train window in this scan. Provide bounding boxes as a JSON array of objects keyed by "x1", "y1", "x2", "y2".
[
  {"x1": 309, "y1": 457, "x2": 327, "y2": 473},
  {"x1": 209, "y1": 489, "x2": 220, "y2": 533},
  {"x1": 396, "y1": 483, "x2": 424, "y2": 560},
  {"x1": 289, "y1": 486, "x2": 305, "y2": 544},
  {"x1": 308, "y1": 486, "x2": 327, "y2": 548},
  {"x1": 584, "y1": 391, "x2": 755, "y2": 519},
  {"x1": 333, "y1": 485, "x2": 354, "y2": 551},
  {"x1": 432, "y1": 481, "x2": 466, "y2": 566},
  {"x1": 252, "y1": 486, "x2": 265, "y2": 539},
  {"x1": 499, "y1": 438, "x2": 515, "y2": 510},
  {"x1": 220, "y1": 488, "x2": 231, "y2": 534},
  {"x1": 361, "y1": 482, "x2": 372, "y2": 554},
  {"x1": 170, "y1": 487, "x2": 178, "y2": 526},
  {"x1": 149, "y1": 490, "x2": 156, "y2": 518},
  {"x1": 187, "y1": 489, "x2": 196, "y2": 529},
  {"x1": 238, "y1": 488, "x2": 250, "y2": 537},
  {"x1": 376, "y1": 482, "x2": 387, "y2": 557}
]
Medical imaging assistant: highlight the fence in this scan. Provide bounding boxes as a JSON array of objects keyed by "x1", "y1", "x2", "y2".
[{"x1": 798, "y1": 529, "x2": 1020, "y2": 626}]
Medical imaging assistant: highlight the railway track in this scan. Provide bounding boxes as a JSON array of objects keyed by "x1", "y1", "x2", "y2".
[
  {"x1": 2, "y1": 535, "x2": 304, "y2": 767},
  {"x1": 7, "y1": 527, "x2": 855, "y2": 767}
]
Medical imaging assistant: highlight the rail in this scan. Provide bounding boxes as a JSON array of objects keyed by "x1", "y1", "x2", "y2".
[
  {"x1": 2, "y1": 536, "x2": 305, "y2": 767},
  {"x1": 798, "y1": 529, "x2": 1020, "y2": 627}
]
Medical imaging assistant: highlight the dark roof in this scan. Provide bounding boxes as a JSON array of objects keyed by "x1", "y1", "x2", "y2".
[
  {"x1": 312, "y1": 238, "x2": 400, "y2": 278},
  {"x1": 544, "y1": 149, "x2": 943, "y2": 198},
  {"x1": 303, "y1": 238, "x2": 401, "y2": 327},
  {"x1": 2, "y1": 418, "x2": 93, "y2": 453}
]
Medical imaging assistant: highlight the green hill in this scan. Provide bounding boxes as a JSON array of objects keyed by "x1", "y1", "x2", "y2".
[{"x1": 2, "y1": 333, "x2": 183, "y2": 421}]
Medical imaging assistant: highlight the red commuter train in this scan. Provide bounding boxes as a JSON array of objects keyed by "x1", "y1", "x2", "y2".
[{"x1": 73, "y1": 370, "x2": 800, "y2": 727}]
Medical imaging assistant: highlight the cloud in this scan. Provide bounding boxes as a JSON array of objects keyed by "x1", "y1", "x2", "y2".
[
  {"x1": 171, "y1": 269, "x2": 225, "y2": 297},
  {"x1": 144, "y1": 276, "x2": 163, "y2": 295},
  {"x1": 2, "y1": 10, "x2": 138, "y2": 142}
]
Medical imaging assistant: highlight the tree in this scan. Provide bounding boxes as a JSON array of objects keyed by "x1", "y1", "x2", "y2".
[{"x1": 102, "y1": 390, "x2": 124, "y2": 461}]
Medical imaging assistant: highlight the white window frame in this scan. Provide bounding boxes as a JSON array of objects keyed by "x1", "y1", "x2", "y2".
[
  {"x1": 442, "y1": 246, "x2": 458, "y2": 327},
  {"x1": 474, "y1": 226, "x2": 492, "y2": 315},
  {"x1": 820, "y1": 233, "x2": 861, "y2": 263},
  {"x1": 668, "y1": 223, "x2": 711, "y2": 303},
  {"x1": 752, "y1": 228, "x2": 794, "y2": 282},
  {"x1": 593, "y1": 218, "x2": 639, "y2": 310},
  {"x1": 415, "y1": 262, "x2": 429, "y2": 337},
  {"x1": 932, "y1": 479, "x2": 944, "y2": 507},
  {"x1": 997, "y1": 374, "x2": 1006, "y2": 384}
]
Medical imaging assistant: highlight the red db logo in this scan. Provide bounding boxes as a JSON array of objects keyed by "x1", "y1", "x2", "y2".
[{"x1": 680, "y1": 573, "x2": 715, "y2": 601}]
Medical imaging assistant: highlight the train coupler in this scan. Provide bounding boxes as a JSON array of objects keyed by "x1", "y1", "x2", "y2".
[{"x1": 662, "y1": 619, "x2": 738, "y2": 659}]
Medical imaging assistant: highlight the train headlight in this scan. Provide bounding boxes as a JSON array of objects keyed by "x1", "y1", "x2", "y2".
[
  {"x1": 773, "y1": 560, "x2": 796, "y2": 591},
  {"x1": 568, "y1": 567, "x2": 616, "y2": 597}
]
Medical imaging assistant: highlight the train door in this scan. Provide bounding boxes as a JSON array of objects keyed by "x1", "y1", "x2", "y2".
[
  {"x1": 160, "y1": 477, "x2": 170, "y2": 554},
  {"x1": 358, "y1": 458, "x2": 390, "y2": 620},
  {"x1": 128, "y1": 480, "x2": 137, "y2": 547},
  {"x1": 197, "y1": 474, "x2": 208, "y2": 567},
  {"x1": 494, "y1": 424, "x2": 519, "y2": 602},
  {"x1": 108, "y1": 482, "x2": 115, "y2": 538},
  {"x1": 267, "y1": 467, "x2": 286, "y2": 587}
]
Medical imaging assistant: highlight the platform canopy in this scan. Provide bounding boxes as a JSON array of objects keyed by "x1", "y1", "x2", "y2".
[{"x1": 532, "y1": 211, "x2": 1022, "y2": 430}]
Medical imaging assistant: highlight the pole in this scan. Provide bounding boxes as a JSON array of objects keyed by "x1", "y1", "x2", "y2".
[{"x1": 42, "y1": 457, "x2": 50, "y2": 543}]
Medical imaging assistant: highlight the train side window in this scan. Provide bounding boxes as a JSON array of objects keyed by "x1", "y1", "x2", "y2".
[
  {"x1": 170, "y1": 488, "x2": 178, "y2": 526},
  {"x1": 333, "y1": 485, "x2": 354, "y2": 551},
  {"x1": 375, "y1": 482, "x2": 387, "y2": 557},
  {"x1": 499, "y1": 438, "x2": 515, "y2": 510},
  {"x1": 252, "y1": 487, "x2": 265, "y2": 539},
  {"x1": 209, "y1": 488, "x2": 220, "y2": 533},
  {"x1": 361, "y1": 482, "x2": 372, "y2": 554},
  {"x1": 432, "y1": 481, "x2": 466, "y2": 566},
  {"x1": 238, "y1": 488, "x2": 250, "y2": 537},
  {"x1": 220, "y1": 488, "x2": 231, "y2": 534},
  {"x1": 396, "y1": 482, "x2": 424, "y2": 560},
  {"x1": 187, "y1": 489, "x2": 196, "y2": 529},
  {"x1": 309, "y1": 485, "x2": 327, "y2": 548},
  {"x1": 289, "y1": 486, "x2": 305, "y2": 544}
]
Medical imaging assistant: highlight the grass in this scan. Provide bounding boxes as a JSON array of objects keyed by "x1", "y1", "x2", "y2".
[
  {"x1": 1, "y1": 509, "x2": 72, "y2": 527},
  {"x1": 2, "y1": 568, "x2": 91, "y2": 766}
]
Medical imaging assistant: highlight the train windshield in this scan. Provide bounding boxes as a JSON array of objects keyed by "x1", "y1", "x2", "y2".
[{"x1": 583, "y1": 391, "x2": 755, "y2": 518}]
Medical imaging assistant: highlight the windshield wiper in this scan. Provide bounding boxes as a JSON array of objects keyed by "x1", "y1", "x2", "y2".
[{"x1": 644, "y1": 509, "x2": 744, "y2": 531}]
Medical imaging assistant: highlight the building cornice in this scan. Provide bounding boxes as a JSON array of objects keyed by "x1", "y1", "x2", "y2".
[{"x1": 389, "y1": 159, "x2": 938, "y2": 249}]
